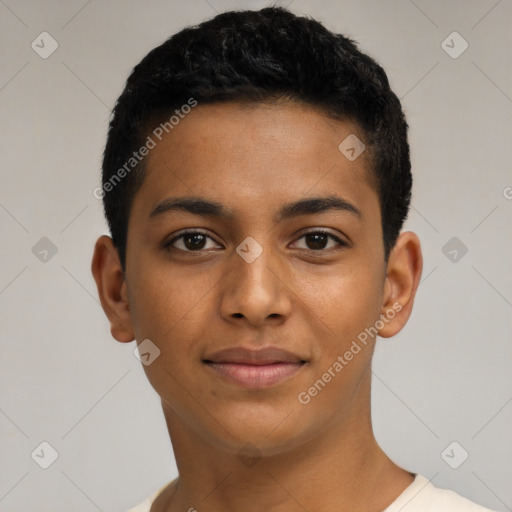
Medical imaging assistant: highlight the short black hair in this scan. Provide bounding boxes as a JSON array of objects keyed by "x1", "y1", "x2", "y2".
[{"x1": 100, "y1": 6, "x2": 411, "y2": 270}]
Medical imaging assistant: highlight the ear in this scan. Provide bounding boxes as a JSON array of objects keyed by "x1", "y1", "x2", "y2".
[
  {"x1": 91, "y1": 235, "x2": 135, "y2": 343},
  {"x1": 378, "y1": 231, "x2": 423, "y2": 338}
]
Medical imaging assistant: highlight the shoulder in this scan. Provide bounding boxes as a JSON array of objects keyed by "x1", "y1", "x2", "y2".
[
  {"x1": 123, "y1": 491, "x2": 159, "y2": 512},
  {"x1": 385, "y1": 474, "x2": 497, "y2": 512},
  {"x1": 124, "y1": 478, "x2": 178, "y2": 512}
]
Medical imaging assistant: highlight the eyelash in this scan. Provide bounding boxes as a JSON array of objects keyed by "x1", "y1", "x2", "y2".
[{"x1": 164, "y1": 229, "x2": 348, "y2": 253}]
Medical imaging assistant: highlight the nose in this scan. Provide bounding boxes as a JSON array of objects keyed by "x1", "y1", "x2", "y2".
[{"x1": 219, "y1": 239, "x2": 292, "y2": 327}]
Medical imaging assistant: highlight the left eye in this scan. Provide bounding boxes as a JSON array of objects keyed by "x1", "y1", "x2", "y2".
[
  {"x1": 165, "y1": 230, "x2": 346, "y2": 252},
  {"x1": 292, "y1": 231, "x2": 346, "y2": 251}
]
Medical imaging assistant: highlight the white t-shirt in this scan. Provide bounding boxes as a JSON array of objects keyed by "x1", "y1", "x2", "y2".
[{"x1": 125, "y1": 473, "x2": 496, "y2": 512}]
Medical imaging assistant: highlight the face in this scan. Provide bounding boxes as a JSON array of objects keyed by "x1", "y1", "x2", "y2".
[{"x1": 93, "y1": 101, "x2": 422, "y2": 458}]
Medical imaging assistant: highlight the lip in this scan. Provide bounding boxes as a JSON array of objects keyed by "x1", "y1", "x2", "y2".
[{"x1": 203, "y1": 347, "x2": 307, "y2": 388}]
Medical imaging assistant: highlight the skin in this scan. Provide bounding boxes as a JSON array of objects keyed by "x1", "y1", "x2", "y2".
[{"x1": 91, "y1": 101, "x2": 423, "y2": 512}]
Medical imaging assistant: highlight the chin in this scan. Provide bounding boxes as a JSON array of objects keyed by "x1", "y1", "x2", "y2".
[{"x1": 205, "y1": 407, "x2": 314, "y2": 458}]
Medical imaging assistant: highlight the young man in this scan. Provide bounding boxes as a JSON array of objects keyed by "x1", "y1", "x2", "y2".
[{"x1": 91, "y1": 7, "x2": 496, "y2": 512}]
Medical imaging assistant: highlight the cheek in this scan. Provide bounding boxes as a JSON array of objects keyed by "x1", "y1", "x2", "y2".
[
  {"x1": 127, "y1": 263, "x2": 213, "y2": 406},
  {"x1": 297, "y1": 262, "x2": 384, "y2": 344},
  {"x1": 295, "y1": 269, "x2": 381, "y2": 414},
  {"x1": 127, "y1": 258, "x2": 205, "y2": 343}
]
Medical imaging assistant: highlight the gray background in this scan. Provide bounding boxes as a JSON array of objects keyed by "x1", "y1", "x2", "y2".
[{"x1": 0, "y1": 0, "x2": 511, "y2": 511}]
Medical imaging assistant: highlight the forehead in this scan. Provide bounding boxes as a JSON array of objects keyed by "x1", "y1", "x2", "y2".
[{"x1": 131, "y1": 101, "x2": 377, "y2": 224}]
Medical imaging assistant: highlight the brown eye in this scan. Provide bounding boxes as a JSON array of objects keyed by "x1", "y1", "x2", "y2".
[
  {"x1": 293, "y1": 230, "x2": 347, "y2": 251},
  {"x1": 182, "y1": 233, "x2": 207, "y2": 250},
  {"x1": 165, "y1": 231, "x2": 221, "y2": 252}
]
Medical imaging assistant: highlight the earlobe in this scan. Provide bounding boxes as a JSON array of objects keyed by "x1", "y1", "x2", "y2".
[
  {"x1": 378, "y1": 231, "x2": 423, "y2": 338},
  {"x1": 91, "y1": 235, "x2": 135, "y2": 343}
]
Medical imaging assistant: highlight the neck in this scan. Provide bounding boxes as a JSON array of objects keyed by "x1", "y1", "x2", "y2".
[{"x1": 152, "y1": 381, "x2": 414, "y2": 512}]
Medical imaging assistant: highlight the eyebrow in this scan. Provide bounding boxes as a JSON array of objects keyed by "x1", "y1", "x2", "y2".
[{"x1": 149, "y1": 195, "x2": 362, "y2": 223}]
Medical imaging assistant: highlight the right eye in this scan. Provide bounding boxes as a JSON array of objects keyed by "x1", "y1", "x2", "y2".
[{"x1": 164, "y1": 230, "x2": 223, "y2": 252}]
